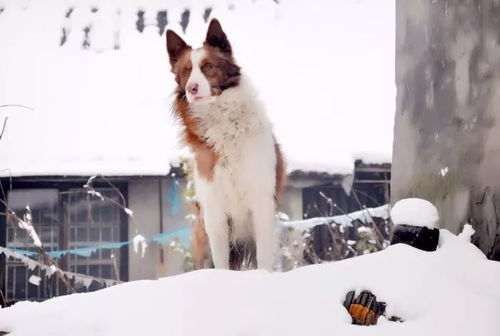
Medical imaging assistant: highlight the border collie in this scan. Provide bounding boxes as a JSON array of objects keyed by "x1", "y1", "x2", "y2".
[{"x1": 166, "y1": 19, "x2": 285, "y2": 270}]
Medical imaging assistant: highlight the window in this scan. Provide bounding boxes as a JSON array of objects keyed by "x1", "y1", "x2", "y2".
[
  {"x1": 5, "y1": 186, "x2": 126, "y2": 301},
  {"x1": 6, "y1": 189, "x2": 60, "y2": 300},
  {"x1": 64, "y1": 189, "x2": 122, "y2": 286}
]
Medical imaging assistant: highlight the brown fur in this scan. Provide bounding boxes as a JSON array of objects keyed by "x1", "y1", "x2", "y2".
[
  {"x1": 201, "y1": 45, "x2": 241, "y2": 95},
  {"x1": 274, "y1": 141, "x2": 287, "y2": 206},
  {"x1": 173, "y1": 94, "x2": 219, "y2": 181},
  {"x1": 192, "y1": 201, "x2": 210, "y2": 269}
]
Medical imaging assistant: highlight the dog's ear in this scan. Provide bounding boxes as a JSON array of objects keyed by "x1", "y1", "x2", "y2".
[
  {"x1": 166, "y1": 30, "x2": 190, "y2": 65},
  {"x1": 205, "y1": 19, "x2": 232, "y2": 54}
]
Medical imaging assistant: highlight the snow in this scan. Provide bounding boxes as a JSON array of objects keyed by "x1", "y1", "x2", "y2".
[
  {"x1": 124, "y1": 208, "x2": 134, "y2": 217},
  {"x1": 15, "y1": 212, "x2": 42, "y2": 248},
  {"x1": 458, "y1": 224, "x2": 475, "y2": 242},
  {"x1": 283, "y1": 204, "x2": 389, "y2": 231},
  {"x1": 391, "y1": 198, "x2": 439, "y2": 229},
  {"x1": 439, "y1": 166, "x2": 449, "y2": 177},
  {"x1": 132, "y1": 234, "x2": 147, "y2": 258},
  {"x1": 0, "y1": 0, "x2": 394, "y2": 177},
  {"x1": 1, "y1": 227, "x2": 499, "y2": 335},
  {"x1": 27, "y1": 275, "x2": 41, "y2": 286}
]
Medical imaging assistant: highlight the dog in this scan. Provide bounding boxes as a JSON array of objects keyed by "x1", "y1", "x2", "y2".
[{"x1": 166, "y1": 19, "x2": 286, "y2": 270}]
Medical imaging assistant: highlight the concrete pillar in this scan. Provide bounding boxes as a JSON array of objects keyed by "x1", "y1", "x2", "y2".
[{"x1": 393, "y1": 0, "x2": 500, "y2": 259}]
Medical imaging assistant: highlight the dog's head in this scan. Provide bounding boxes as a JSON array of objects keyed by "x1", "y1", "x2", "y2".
[{"x1": 166, "y1": 19, "x2": 241, "y2": 105}]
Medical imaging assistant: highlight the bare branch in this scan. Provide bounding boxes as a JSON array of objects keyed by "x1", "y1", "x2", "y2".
[
  {"x1": 83, "y1": 175, "x2": 138, "y2": 232},
  {"x1": 0, "y1": 104, "x2": 34, "y2": 111},
  {"x1": 0, "y1": 117, "x2": 7, "y2": 142}
]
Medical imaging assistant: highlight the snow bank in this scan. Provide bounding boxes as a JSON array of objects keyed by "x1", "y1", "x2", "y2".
[
  {"x1": 1, "y1": 228, "x2": 499, "y2": 336},
  {"x1": 391, "y1": 198, "x2": 440, "y2": 229},
  {"x1": 0, "y1": 0, "x2": 394, "y2": 177}
]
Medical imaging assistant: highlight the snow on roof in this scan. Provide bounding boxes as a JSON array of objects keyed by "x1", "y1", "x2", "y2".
[
  {"x1": 1, "y1": 228, "x2": 499, "y2": 335},
  {"x1": 0, "y1": 0, "x2": 395, "y2": 177}
]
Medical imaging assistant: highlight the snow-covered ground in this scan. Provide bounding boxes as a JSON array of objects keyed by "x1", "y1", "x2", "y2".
[
  {"x1": 1, "y1": 227, "x2": 499, "y2": 336},
  {"x1": 0, "y1": 0, "x2": 394, "y2": 176}
]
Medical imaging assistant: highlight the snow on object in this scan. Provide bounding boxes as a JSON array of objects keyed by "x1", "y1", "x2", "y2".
[
  {"x1": 28, "y1": 275, "x2": 41, "y2": 286},
  {"x1": 81, "y1": 276, "x2": 94, "y2": 290},
  {"x1": 124, "y1": 208, "x2": 134, "y2": 217},
  {"x1": 390, "y1": 198, "x2": 439, "y2": 229},
  {"x1": 440, "y1": 167, "x2": 449, "y2": 177},
  {"x1": 458, "y1": 224, "x2": 475, "y2": 242},
  {"x1": 283, "y1": 205, "x2": 389, "y2": 231},
  {"x1": 17, "y1": 219, "x2": 42, "y2": 248},
  {"x1": 1, "y1": 228, "x2": 499, "y2": 335},
  {"x1": 16, "y1": 207, "x2": 42, "y2": 248},
  {"x1": 357, "y1": 226, "x2": 374, "y2": 234},
  {"x1": 87, "y1": 190, "x2": 104, "y2": 201},
  {"x1": 49, "y1": 265, "x2": 57, "y2": 276},
  {"x1": 132, "y1": 234, "x2": 147, "y2": 258}
]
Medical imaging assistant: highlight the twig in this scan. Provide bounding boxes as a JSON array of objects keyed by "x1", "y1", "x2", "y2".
[
  {"x1": 83, "y1": 175, "x2": 137, "y2": 232},
  {"x1": 0, "y1": 117, "x2": 7, "y2": 142},
  {"x1": 0, "y1": 104, "x2": 34, "y2": 111},
  {"x1": 351, "y1": 189, "x2": 384, "y2": 249}
]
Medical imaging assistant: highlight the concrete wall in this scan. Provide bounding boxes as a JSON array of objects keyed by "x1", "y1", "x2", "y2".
[
  {"x1": 128, "y1": 177, "x2": 188, "y2": 280},
  {"x1": 282, "y1": 185, "x2": 303, "y2": 221},
  {"x1": 128, "y1": 178, "x2": 162, "y2": 280},
  {"x1": 393, "y1": 0, "x2": 500, "y2": 259}
]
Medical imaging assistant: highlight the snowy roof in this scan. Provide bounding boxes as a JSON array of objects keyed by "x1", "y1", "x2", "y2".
[
  {"x1": 1, "y1": 227, "x2": 499, "y2": 335},
  {"x1": 0, "y1": 0, "x2": 395, "y2": 177}
]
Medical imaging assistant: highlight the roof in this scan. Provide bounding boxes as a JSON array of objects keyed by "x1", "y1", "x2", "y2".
[{"x1": 0, "y1": 0, "x2": 395, "y2": 177}]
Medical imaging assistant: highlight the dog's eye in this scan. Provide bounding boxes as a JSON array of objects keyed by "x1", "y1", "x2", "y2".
[{"x1": 202, "y1": 63, "x2": 215, "y2": 74}]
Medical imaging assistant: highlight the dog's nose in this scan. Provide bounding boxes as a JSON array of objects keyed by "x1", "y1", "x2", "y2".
[{"x1": 187, "y1": 83, "x2": 199, "y2": 95}]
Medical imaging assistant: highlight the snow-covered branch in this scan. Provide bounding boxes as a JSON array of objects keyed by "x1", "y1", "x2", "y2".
[{"x1": 0, "y1": 199, "x2": 75, "y2": 293}]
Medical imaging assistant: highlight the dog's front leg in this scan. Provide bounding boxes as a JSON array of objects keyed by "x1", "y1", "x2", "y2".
[
  {"x1": 252, "y1": 199, "x2": 276, "y2": 271},
  {"x1": 204, "y1": 209, "x2": 230, "y2": 269}
]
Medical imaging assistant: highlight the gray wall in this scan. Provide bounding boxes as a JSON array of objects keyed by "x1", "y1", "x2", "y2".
[
  {"x1": 282, "y1": 185, "x2": 303, "y2": 221},
  {"x1": 393, "y1": 0, "x2": 500, "y2": 259},
  {"x1": 128, "y1": 177, "x2": 187, "y2": 280}
]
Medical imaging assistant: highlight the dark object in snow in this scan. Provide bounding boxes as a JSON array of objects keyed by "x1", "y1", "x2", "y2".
[
  {"x1": 136, "y1": 10, "x2": 145, "y2": 33},
  {"x1": 343, "y1": 290, "x2": 404, "y2": 326},
  {"x1": 203, "y1": 8, "x2": 212, "y2": 23},
  {"x1": 82, "y1": 25, "x2": 91, "y2": 49},
  {"x1": 390, "y1": 224, "x2": 440, "y2": 252},
  {"x1": 343, "y1": 290, "x2": 385, "y2": 325},
  {"x1": 180, "y1": 9, "x2": 190, "y2": 33},
  {"x1": 157, "y1": 10, "x2": 168, "y2": 36}
]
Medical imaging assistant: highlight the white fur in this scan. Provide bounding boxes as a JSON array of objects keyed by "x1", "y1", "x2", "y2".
[
  {"x1": 186, "y1": 49, "x2": 212, "y2": 104},
  {"x1": 191, "y1": 76, "x2": 277, "y2": 270}
]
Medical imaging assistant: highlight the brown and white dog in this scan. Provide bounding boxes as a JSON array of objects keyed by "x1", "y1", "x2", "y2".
[{"x1": 166, "y1": 19, "x2": 285, "y2": 270}]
